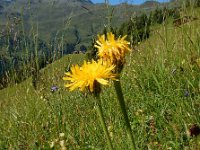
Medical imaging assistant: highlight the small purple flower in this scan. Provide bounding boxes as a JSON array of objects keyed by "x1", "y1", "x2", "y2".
[
  {"x1": 51, "y1": 85, "x2": 58, "y2": 92},
  {"x1": 184, "y1": 90, "x2": 189, "y2": 97}
]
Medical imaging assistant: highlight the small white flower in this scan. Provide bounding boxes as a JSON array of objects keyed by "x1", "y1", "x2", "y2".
[
  {"x1": 59, "y1": 133, "x2": 65, "y2": 138},
  {"x1": 59, "y1": 140, "x2": 65, "y2": 147},
  {"x1": 50, "y1": 141, "x2": 55, "y2": 148},
  {"x1": 61, "y1": 147, "x2": 67, "y2": 150}
]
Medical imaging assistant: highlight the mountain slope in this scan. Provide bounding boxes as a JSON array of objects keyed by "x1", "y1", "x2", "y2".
[{"x1": 0, "y1": 0, "x2": 171, "y2": 45}]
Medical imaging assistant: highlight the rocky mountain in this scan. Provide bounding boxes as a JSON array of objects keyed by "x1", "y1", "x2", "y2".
[{"x1": 0, "y1": 0, "x2": 171, "y2": 49}]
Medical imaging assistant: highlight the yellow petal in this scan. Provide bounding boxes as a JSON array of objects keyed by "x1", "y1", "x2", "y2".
[{"x1": 96, "y1": 78, "x2": 109, "y2": 85}]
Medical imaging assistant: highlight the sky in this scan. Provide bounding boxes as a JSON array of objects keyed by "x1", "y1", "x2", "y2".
[{"x1": 91, "y1": 0, "x2": 169, "y2": 5}]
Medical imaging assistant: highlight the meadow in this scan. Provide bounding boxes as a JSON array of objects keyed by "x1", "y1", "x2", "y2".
[{"x1": 0, "y1": 1, "x2": 200, "y2": 150}]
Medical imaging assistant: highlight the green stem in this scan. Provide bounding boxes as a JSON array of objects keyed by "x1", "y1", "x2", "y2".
[
  {"x1": 95, "y1": 96, "x2": 113, "y2": 150},
  {"x1": 114, "y1": 80, "x2": 136, "y2": 149}
]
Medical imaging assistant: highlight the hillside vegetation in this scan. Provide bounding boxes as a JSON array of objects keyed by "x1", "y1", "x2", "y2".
[{"x1": 0, "y1": 2, "x2": 200, "y2": 148}]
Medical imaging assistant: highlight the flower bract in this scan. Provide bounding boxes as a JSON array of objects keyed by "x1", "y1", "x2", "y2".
[{"x1": 63, "y1": 59, "x2": 116, "y2": 92}]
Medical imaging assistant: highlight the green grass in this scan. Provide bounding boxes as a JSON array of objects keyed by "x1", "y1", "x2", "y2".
[{"x1": 0, "y1": 6, "x2": 200, "y2": 150}]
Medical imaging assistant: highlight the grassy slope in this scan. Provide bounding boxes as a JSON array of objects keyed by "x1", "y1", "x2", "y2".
[{"x1": 0, "y1": 7, "x2": 200, "y2": 149}]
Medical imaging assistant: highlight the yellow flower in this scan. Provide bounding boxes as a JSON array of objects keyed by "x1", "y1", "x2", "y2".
[
  {"x1": 63, "y1": 59, "x2": 116, "y2": 92},
  {"x1": 94, "y1": 32, "x2": 130, "y2": 64}
]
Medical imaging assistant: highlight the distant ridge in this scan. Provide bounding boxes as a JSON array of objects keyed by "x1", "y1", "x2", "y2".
[
  {"x1": 0, "y1": 0, "x2": 93, "y2": 4},
  {"x1": 141, "y1": 0, "x2": 160, "y2": 7},
  {"x1": 0, "y1": 0, "x2": 175, "y2": 48},
  {"x1": 43, "y1": 0, "x2": 93, "y2": 4}
]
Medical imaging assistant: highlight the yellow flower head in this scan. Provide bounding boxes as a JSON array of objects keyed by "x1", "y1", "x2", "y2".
[
  {"x1": 94, "y1": 32, "x2": 130, "y2": 64},
  {"x1": 63, "y1": 59, "x2": 116, "y2": 93}
]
